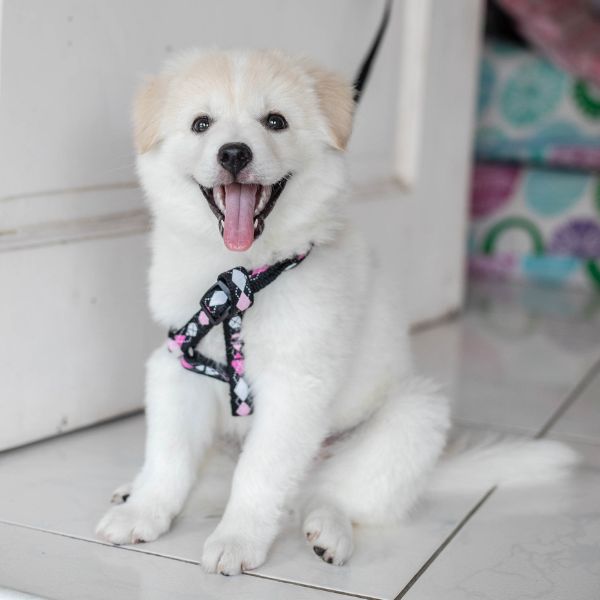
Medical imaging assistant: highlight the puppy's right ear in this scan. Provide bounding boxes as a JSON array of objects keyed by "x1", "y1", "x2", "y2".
[{"x1": 133, "y1": 75, "x2": 169, "y2": 154}]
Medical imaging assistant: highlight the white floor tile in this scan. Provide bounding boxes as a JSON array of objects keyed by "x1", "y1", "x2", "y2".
[
  {"x1": 402, "y1": 442, "x2": 600, "y2": 600},
  {"x1": 414, "y1": 281, "x2": 600, "y2": 434},
  {"x1": 0, "y1": 416, "x2": 486, "y2": 600},
  {"x1": 0, "y1": 417, "x2": 147, "y2": 539},
  {"x1": 250, "y1": 492, "x2": 482, "y2": 600},
  {"x1": 0, "y1": 522, "x2": 338, "y2": 600}
]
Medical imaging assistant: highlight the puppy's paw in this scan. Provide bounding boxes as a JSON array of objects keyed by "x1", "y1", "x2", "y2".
[
  {"x1": 303, "y1": 506, "x2": 353, "y2": 566},
  {"x1": 96, "y1": 501, "x2": 172, "y2": 545},
  {"x1": 110, "y1": 482, "x2": 133, "y2": 504},
  {"x1": 202, "y1": 530, "x2": 268, "y2": 576}
]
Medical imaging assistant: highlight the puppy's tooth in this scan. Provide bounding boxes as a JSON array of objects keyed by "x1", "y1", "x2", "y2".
[
  {"x1": 215, "y1": 187, "x2": 226, "y2": 212},
  {"x1": 257, "y1": 187, "x2": 270, "y2": 213}
]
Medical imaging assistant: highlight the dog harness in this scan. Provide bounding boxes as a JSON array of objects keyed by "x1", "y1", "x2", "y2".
[{"x1": 167, "y1": 250, "x2": 310, "y2": 417}]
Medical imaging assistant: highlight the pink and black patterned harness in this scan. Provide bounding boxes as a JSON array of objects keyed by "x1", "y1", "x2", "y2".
[{"x1": 167, "y1": 250, "x2": 310, "y2": 417}]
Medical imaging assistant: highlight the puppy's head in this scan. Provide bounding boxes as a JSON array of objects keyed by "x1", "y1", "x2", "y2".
[{"x1": 135, "y1": 49, "x2": 354, "y2": 253}]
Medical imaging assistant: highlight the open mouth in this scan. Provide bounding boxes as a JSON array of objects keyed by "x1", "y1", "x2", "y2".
[{"x1": 198, "y1": 177, "x2": 289, "y2": 251}]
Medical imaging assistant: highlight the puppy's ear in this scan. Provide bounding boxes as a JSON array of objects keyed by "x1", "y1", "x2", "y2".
[
  {"x1": 133, "y1": 75, "x2": 169, "y2": 154},
  {"x1": 307, "y1": 65, "x2": 355, "y2": 151}
]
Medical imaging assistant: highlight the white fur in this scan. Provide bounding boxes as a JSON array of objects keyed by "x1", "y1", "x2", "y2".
[
  {"x1": 96, "y1": 49, "x2": 575, "y2": 575},
  {"x1": 429, "y1": 434, "x2": 579, "y2": 495}
]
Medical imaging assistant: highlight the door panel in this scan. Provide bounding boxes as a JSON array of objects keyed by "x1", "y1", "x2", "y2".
[{"x1": 0, "y1": 0, "x2": 482, "y2": 448}]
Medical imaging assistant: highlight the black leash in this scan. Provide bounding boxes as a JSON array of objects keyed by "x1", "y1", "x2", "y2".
[{"x1": 353, "y1": 0, "x2": 393, "y2": 103}]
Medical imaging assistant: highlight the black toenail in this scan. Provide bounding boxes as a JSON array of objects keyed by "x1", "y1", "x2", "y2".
[
  {"x1": 326, "y1": 557, "x2": 333, "y2": 564},
  {"x1": 122, "y1": 494, "x2": 130, "y2": 502},
  {"x1": 220, "y1": 572, "x2": 230, "y2": 577},
  {"x1": 313, "y1": 546, "x2": 326, "y2": 557}
]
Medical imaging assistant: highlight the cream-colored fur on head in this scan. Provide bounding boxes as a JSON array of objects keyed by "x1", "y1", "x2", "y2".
[
  {"x1": 302, "y1": 61, "x2": 355, "y2": 150},
  {"x1": 133, "y1": 75, "x2": 169, "y2": 154},
  {"x1": 96, "y1": 48, "x2": 576, "y2": 576},
  {"x1": 133, "y1": 50, "x2": 354, "y2": 155}
]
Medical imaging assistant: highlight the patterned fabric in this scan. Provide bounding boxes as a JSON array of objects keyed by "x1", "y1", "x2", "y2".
[
  {"x1": 470, "y1": 39, "x2": 600, "y2": 292},
  {"x1": 167, "y1": 250, "x2": 311, "y2": 416},
  {"x1": 476, "y1": 41, "x2": 600, "y2": 171},
  {"x1": 469, "y1": 162, "x2": 600, "y2": 290}
]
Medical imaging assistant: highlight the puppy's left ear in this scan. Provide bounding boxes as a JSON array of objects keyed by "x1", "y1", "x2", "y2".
[
  {"x1": 307, "y1": 64, "x2": 355, "y2": 151},
  {"x1": 133, "y1": 75, "x2": 169, "y2": 154}
]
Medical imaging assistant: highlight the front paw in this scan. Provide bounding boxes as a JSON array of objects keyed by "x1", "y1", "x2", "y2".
[
  {"x1": 303, "y1": 506, "x2": 353, "y2": 566},
  {"x1": 96, "y1": 501, "x2": 172, "y2": 545},
  {"x1": 202, "y1": 529, "x2": 269, "y2": 575}
]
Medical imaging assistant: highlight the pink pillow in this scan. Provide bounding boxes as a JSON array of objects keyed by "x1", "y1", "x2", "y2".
[{"x1": 498, "y1": 0, "x2": 600, "y2": 87}]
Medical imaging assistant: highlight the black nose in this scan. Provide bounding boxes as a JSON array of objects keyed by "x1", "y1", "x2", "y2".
[{"x1": 217, "y1": 142, "x2": 253, "y2": 176}]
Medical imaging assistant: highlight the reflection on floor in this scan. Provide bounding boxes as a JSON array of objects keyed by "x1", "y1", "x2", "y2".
[{"x1": 1, "y1": 281, "x2": 599, "y2": 600}]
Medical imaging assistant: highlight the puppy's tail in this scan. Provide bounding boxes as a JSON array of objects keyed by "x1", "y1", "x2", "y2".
[{"x1": 427, "y1": 432, "x2": 579, "y2": 495}]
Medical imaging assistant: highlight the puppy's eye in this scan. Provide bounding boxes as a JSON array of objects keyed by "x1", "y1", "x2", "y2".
[
  {"x1": 191, "y1": 115, "x2": 211, "y2": 133},
  {"x1": 264, "y1": 113, "x2": 288, "y2": 131}
]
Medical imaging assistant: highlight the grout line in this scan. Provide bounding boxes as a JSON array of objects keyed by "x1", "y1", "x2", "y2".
[
  {"x1": 244, "y1": 572, "x2": 382, "y2": 600},
  {"x1": 0, "y1": 519, "x2": 377, "y2": 600},
  {"x1": 2, "y1": 587, "x2": 57, "y2": 600},
  {"x1": 0, "y1": 519, "x2": 197, "y2": 563},
  {"x1": 393, "y1": 486, "x2": 496, "y2": 600},
  {"x1": 535, "y1": 356, "x2": 600, "y2": 439}
]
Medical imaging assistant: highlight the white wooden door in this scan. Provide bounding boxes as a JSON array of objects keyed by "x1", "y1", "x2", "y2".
[
  {"x1": 0, "y1": 0, "x2": 483, "y2": 449},
  {"x1": 349, "y1": 0, "x2": 483, "y2": 325}
]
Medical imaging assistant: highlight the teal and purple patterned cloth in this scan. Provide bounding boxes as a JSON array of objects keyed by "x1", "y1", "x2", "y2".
[
  {"x1": 477, "y1": 41, "x2": 600, "y2": 171},
  {"x1": 470, "y1": 41, "x2": 600, "y2": 291},
  {"x1": 469, "y1": 163, "x2": 600, "y2": 289}
]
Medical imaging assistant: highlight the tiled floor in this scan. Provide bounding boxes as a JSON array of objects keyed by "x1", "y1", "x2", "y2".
[{"x1": 1, "y1": 280, "x2": 600, "y2": 600}]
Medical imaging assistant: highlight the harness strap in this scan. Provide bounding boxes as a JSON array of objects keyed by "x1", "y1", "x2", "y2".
[{"x1": 168, "y1": 250, "x2": 310, "y2": 416}]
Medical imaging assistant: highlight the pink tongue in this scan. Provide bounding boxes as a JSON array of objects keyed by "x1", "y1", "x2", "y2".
[{"x1": 223, "y1": 183, "x2": 258, "y2": 251}]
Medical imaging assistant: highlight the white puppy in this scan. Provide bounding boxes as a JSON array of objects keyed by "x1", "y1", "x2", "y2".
[{"x1": 96, "y1": 49, "x2": 576, "y2": 575}]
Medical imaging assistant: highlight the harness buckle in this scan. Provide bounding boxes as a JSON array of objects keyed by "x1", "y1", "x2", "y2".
[{"x1": 199, "y1": 280, "x2": 233, "y2": 325}]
